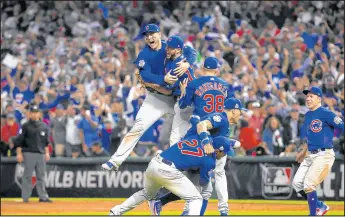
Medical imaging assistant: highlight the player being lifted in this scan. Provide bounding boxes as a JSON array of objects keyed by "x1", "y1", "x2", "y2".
[
  {"x1": 102, "y1": 24, "x2": 197, "y2": 172},
  {"x1": 108, "y1": 116, "x2": 236, "y2": 216},
  {"x1": 292, "y1": 86, "x2": 344, "y2": 216}
]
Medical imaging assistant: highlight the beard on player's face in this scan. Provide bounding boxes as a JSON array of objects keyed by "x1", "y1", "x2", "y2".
[
  {"x1": 145, "y1": 32, "x2": 161, "y2": 50},
  {"x1": 166, "y1": 48, "x2": 179, "y2": 60}
]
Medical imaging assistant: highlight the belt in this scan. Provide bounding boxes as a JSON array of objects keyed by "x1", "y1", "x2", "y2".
[
  {"x1": 174, "y1": 95, "x2": 181, "y2": 101},
  {"x1": 155, "y1": 154, "x2": 175, "y2": 168},
  {"x1": 147, "y1": 87, "x2": 165, "y2": 96},
  {"x1": 309, "y1": 148, "x2": 332, "y2": 154}
]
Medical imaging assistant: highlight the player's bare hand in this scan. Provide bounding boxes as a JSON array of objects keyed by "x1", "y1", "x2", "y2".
[
  {"x1": 164, "y1": 70, "x2": 178, "y2": 84},
  {"x1": 179, "y1": 78, "x2": 188, "y2": 97},
  {"x1": 174, "y1": 59, "x2": 190, "y2": 77},
  {"x1": 295, "y1": 151, "x2": 306, "y2": 163},
  {"x1": 203, "y1": 144, "x2": 215, "y2": 155}
]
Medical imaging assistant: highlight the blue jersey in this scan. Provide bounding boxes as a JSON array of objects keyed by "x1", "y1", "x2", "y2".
[
  {"x1": 165, "y1": 54, "x2": 195, "y2": 96},
  {"x1": 184, "y1": 112, "x2": 230, "y2": 139},
  {"x1": 134, "y1": 41, "x2": 197, "y2": 87},
  {"x1": 179, "y1": 76, "x2": 230, "y2": 118},
  {"x1": 160, "y1": 134, "x2": 216, "y2": 186},
  {"x1": 300, "y1": 106, "x2": 344, "y2": 151}
]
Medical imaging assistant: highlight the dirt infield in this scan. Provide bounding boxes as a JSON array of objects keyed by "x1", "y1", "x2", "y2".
[{"x1": 1, "y1": 198, "x2": 344, "y2": 216}]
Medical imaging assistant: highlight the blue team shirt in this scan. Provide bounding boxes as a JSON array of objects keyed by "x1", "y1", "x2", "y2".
[
  {"x1": 300, "y1": 106, "x2": 344, "y2": 151},
  {"x1": 179, "y1": 76, "x2": 230, "y2": 118},
  {"x1": 160, "y1": 134, "x2": 216, "y2": 186},
  {"x1": 12, "y1": 87, "x2": 35, "y2": 104},
  {"x1": 134, "y1": 41, "x2": 197, "y2": 86},
  {"x1": 165, "y1": 54, "x2": 195, "y2": 96},
  {"x1": 77, "y1": 115, "x2": 100, "y2": 147},
  {"x1": 184, "y1": 112, "x2": 230, "y2": 139}
]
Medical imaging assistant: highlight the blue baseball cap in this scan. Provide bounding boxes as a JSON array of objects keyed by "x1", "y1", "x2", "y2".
[
  {"x1": 203, "y1": 57, "x2": 219, "y2": 70},
  {"x1": 303, "y1": 86, "x2": 323, "y2": 98},
  {"x1": 212, "y1": 136, "x2": 232, "y2": 154},
  {"x1": 224, "y1": 98, "x2": 248, "y2": 111},
  {"x1": 167, "y1": 36, "x2": 184, "y2": 49},
  {"x1": 141, "y1": 24, "x2": 160, "y2": 35}
]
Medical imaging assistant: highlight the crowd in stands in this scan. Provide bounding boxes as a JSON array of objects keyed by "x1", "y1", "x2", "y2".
[{"x1": 1, "y1": 1, "x2": 344, "y2": 158}]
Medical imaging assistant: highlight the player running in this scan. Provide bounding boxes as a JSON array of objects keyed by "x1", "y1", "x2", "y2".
[
  {"x1": 149, "y1": 97, "x2": 245, "y2": 216},
  {"x1": 292, "y1": 86, "x2": 344, "y2": 216},
  {"x1": 108, "y1": 119, "x2": 235, "y2": 216},
  {"x1": 102, "y1": 24, "x2": 197, "y2": 172}
]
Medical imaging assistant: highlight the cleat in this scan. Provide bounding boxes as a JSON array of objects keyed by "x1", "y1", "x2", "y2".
[
  {"x1": 39, "y1": 198, "x2": 53, "y2": 203},
  {"x1": 102, "y1": 160, "x2": 119, "y2": 172},
  {"x1": 316, "y1": 202, "x2": 329, "y2": 216},
  {"x1": 148, "y1": 200, "x2": 162, "y2": 215},
  {"x1": 220, "y1": 212, "x2": 228, "y2": 216},
  {"x1": 181, "y1": 210, "x2": 189, "y2": 216}
]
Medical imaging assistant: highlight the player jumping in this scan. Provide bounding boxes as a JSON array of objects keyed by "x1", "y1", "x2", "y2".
[{"x1": 102, "y1": 24, "x2": 196, "y2": 172}]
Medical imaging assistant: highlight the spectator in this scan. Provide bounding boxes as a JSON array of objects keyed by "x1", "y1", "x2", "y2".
[
  {"x1": 262, "y1": 116, "x2": 284, "y2": 155},
  {"x1": 279, "y1": 141, "x2": 298, "y2": 157},
  {"x1": 247, "y1": 101, "x2": 265, "y2": 140},
  {"x1": 77, "y1": 104, "x2": 99, "y2": 157},
  {"x1": 262, "y1": 104, "x2": 283, "y2": 127},
  {"x1": 50, "y1": 104, "x2": 66, "y2": 157},
  {"x1": 282, "y1": 108, "x2": 304, "y2": 145},
  {"x1": 1, "y1": 113, "x2": 20, "y2": 156},
  {"x1": 99, "y1": 118, "x2": 113, "y2": 153},
  {"x1": 65, "y1": 105, "x2": 82, "y2": 159},
  {"x1": 91, "y1": 142, "x2": 110, "y2": 157}
]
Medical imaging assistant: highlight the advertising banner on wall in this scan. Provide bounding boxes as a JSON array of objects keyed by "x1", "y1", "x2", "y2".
[{"x1": 1, "y1": 157, "x2": 343, "y2": 200}]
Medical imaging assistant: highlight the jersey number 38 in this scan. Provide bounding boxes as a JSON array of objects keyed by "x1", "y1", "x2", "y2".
[{"x1": 203, "y1": 94, "x2": 225, "y2": 113}]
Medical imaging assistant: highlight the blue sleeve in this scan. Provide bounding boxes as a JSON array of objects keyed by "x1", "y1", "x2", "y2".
[
  {"x1": 262, "y1": 129, "x2": 271, "y2": 144},
  {"x1": 10, "y1": 68, "x2": 17, "y2": 77},
  {"x1": 321, "y1": 35, "x2": 330, "y2": 58},
  {"x1": 183, "y1": 45, "x2": 197, "y2": 66},
  {"x1": 39, "y1": 95, "x2": 62, "y2": 110},
  {"x1": 179, "y1": 84, "x2": 194, "y2": 109},
  {"x1": 135, "y1": 50, "x2": 165, "y2": 85},
  {"x1": 206, "y1": 113, "x2": 227, "y2": 129},
  {"x1": 57, "y1": 93, "x2": 71, "y2": 101},
  {"x1": 325, "y1": 111, "x2": 344, "y2": 134},
  {"x1": 199, "y1": 158, "x2": 215, "y2": 186},
  {"x1": 77, "y1": 119, "x2": 83, "y2": 129}
]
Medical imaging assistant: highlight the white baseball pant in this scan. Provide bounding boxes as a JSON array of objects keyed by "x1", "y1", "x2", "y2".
[
  {"x1": 169, "y1": 102, "x2": 194, "y2": 146},
  {"x1": 292, "y1": 149, "x2": 335, "y2": 193},
  {"x1": 110, "y1": 155, "x2": 203, "y2": 215},
  {"x1": 168, "y1": 102, "x2": 229, "y2": 213},
  {"x1": 110, "y1": 92, "x2": 175, "y2": 166}
]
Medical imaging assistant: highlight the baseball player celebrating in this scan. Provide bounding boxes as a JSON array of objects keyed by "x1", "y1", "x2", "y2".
[
  {"x1": 141, "y1": 35, "x2": 195, "y2": 146},
  {"x1": 108, "y1": 121, "x2": 234, "y2": 215},
  {"x1": 292, "y1": 86, "x2": 344, "y2": 216},
  {"x1": 149, "y1": 98, "x2": 244, "y2": 216},
  {"x1": 102, "y1": 24, "x2": 197, "y2": 172}
]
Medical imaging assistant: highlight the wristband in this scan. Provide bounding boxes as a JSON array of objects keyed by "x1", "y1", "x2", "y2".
[{"x1": 201, "y1": 138, "x2": 210, "y2": 146}]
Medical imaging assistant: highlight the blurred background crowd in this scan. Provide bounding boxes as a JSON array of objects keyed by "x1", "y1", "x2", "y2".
[{"x1": 1, "y1": 1, "x2": 344, "y2": 159}]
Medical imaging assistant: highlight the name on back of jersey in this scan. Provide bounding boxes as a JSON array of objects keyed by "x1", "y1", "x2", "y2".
[{"x1": 195, "y1": 82, "x2": 228, "y2": 97}]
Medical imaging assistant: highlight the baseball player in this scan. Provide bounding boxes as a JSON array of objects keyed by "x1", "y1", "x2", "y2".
[
  {"x1": 102, "y1": 24, "x2": 197, "y2": 172},
  {"x1": 108, "y1": 119, "x2": 234, "y2": 216},
  {"x1": 144, "y1": 35, "x2": 196, "y2": 146},
  {"x1": 292, "y1": 86, "x2": 344, "y2": 216},
  {"x1": 148, "y1": 98, "x2": 245, "y2": 216},
  {"x1": 180, "y1": 57, "x2": 233, "y2": 216}
]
